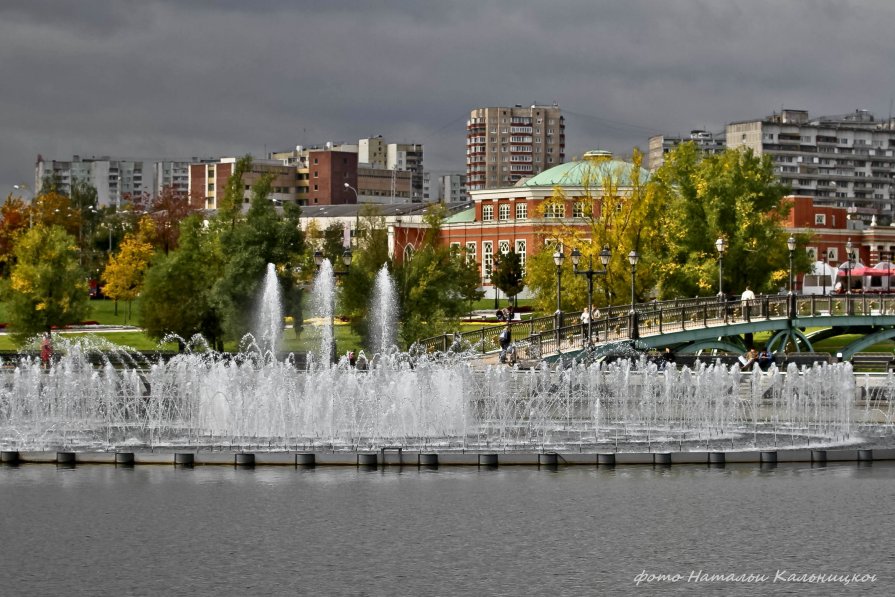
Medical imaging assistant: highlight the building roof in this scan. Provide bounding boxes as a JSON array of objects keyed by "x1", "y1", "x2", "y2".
[
  {"x1": 521, "y1": 150, "x2": 649, "y2": 188},
  {"x1": 300, "y1": 203, "x2": 431, "y2": 219}
]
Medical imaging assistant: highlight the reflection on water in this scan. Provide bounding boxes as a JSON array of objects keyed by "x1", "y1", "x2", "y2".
[{"x1": 0, "y1": 463, "x2": 892, "y2": 596}]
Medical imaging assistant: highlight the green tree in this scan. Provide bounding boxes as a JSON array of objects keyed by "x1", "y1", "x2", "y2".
[
  {"x1": 393, "y1": 204, "x2": 483, "y2": 347},
  {"x1": 340, "y1": 206, "x2": 391, "y2": 349},
  {"x1": 650, "y1": 144, "x2": 801, "y2": 297},
  {"x1": 211, "y1": 174, "x2": 304, "y2": 342},
  {"x1": 139, "y1": 215, "x2": 225, "y2": 349},
  {"x1": 322, "y1": 221, "x2": 348, "y2": 267},
  {"x1": 2, "y1": 225, "x2": 89, "y2": 341},
  {"x1": 492, "y1": 249, "x2": 525, "y2": 306},
  {"x1": 0, "y1": 194, "x2": 29, "y2": 277}
]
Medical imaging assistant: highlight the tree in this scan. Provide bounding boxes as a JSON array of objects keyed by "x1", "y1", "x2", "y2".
[
  {"x1": 393, "y1": 204, "x2": 483, "y2": 347},
  {"x1": 0, "y1": 194, "x2": 29, "y2": 277},
  {"x1": 146, "y1": 185, "x2": 204, "y2": 254},
  {"x1": 492, "y1": 249, "x2": 525, "y2": 306},
  {"x1": 1, "y1": 225, "x2": 89, "y2": 341},
  {"x1": 139, "y1": 215, "x2": 225, "y2": 349},
  {"x1": 210, "y1": 173, "x2": 304, "y2": 342},
  {"x1": 102, "y1": 217, "x2": 156, "y2": 322},
  {"x1": 649, "y1": 144, "x2": 801, "y2": 297},
  {"x1": 525, "y1": 149, "x2": 658, "y2": 311},
  {"x1": 340, "y1": 206, "x2": 391, "y2": 349}
]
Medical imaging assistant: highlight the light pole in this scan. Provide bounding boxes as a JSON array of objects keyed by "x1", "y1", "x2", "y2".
[
  {"x1": 570, "y1": 245, "x2": 611, "y2": 346},
  {"x1": 314, "y1": 247, "x2": 353, "y2": 363},
  {"x1": 846, "y1": 239, "x2": 854, "y2": 296},
  {"x1": 715, "y1": 237, "x2": 727, "y2": 321},
  {"x1": 822, "y1": 248, "x2": 829, "y2": 296},
  {"x1": 628, "y1": 250, "x2": 640, "y2": 339},
  {"x1": 13, "y1": 184, "x2": 33, "y2": 228},
  {"x1": 787, "y1": 235, "x2": 796, "y2": 318},
  {"x1": 553, "y1": 249, "x2": 564, "y2": 336}
]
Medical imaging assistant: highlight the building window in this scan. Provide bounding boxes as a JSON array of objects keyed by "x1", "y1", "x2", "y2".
[
  {"x1": 815, "y1": 213, "x2": 826, "y2": 225},
  {"x1": 515, "y1": 239, "x2": 527, "y2": 274},
  {"x1": 482, "y1": 205, "x2": 494, "y2": 221},
  {"x1": 483, "y1": 241, "x2": 494, "y2": 281},
  {"x1": 572, "y1": 201, "x2": 586, "y2": 218},
  {"x1": 544, "y1": 202, "x2": 564, "y2": 218},
  {"x1": 207, "y1": 183, "x2": 214, "y2": 191},
  {"x1": 465, "y1": 242, "x2": 476, "y2": 266},
  {"x1": 498, "y1": 240, "x2": 510, "y2": 254},
  {"x1": 516, "y1": 203, "x2": 527, "y2": 220},
  {"x1": 498, "y1": 204, "x2": 510, "y2": 221}
]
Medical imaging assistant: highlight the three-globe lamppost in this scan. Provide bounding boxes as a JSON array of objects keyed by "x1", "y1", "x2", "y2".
[
  {"x1": 553, "y1": 249, "x2": 564, "y2": 338},
  {"x1": 715, "y1": 237, "x2": 727, "y2": 321},
  {"x1": 628, "y1": 250, "x2": 640, "y2": 339},
  {"x1": 570, "y1": 245, "x2": 611, "y2": 346},
  {"x1": 787, "y1": 235, "x2": 796, "y2": 318}
]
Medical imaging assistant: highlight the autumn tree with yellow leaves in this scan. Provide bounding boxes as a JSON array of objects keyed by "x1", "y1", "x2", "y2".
[
  {"x1": 1, "y1": 225, "x2": 89, "y2": 341},
  {"x1": 102, "y1": 217, "x2": 157, "y2": 322}
]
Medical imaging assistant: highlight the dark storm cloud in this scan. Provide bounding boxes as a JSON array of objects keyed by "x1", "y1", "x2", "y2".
[{"x1": 3, "y1": 0, "x2": 895, "y2": 194}]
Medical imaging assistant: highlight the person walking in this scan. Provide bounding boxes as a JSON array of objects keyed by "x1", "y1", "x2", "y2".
[
  {"x1": 741, "y1": 286, "x2": 756, "y2": 320},
  {"x1": 580, "y1": 307, "x2": 591, "y2": 342},
  {"x1": 40, "y1": 333, "x2": 53, "y2": 369},
  {"x1": 498, "y1": 324, "x2": 511, "y2": 363}
]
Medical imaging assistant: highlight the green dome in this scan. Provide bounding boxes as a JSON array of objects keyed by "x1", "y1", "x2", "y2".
[{"x1": 521, "y1": 150, "x2": 649, "y2": 188}]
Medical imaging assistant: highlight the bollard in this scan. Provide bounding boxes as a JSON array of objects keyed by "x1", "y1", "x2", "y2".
[
  {"x1": 708, "y1": 452, "x2": 726, "y2": 466},
  {"x1": 811, "y1": 450, "x2": 827, "y2": 464},
  {"x1": 357, "y1": 453, "x2": 378, "y2": 468},
  {"x1": 597, "y1": 453, "x2": 616, "y2": 466},
  {"x1": 1, "y1": 451, "x2": 20, "y2": 465},
  {"x1": 235, "y1": 453, "x2": 255, "y2": 468},
  {"x1": 478, "y1": 453, "x2": 498, "y2": 468},
  {"x1": 857, "y1": 449, "x2": 873, "y2": 462},
  {"x1": 56, "y1": 452, "x2": 76, "y2": 466},
  {"x1": 174, "y1": 453, "x2": 195, "y2": 467},
  {"x1": 760, "y1": 451, "x2": 778, "y2": 464},
  {"x1": 295, "y1": 453, "x2": 316, "y2": 467},
  {"x1": 115, "y1": 452, "x2": 135, "y2": 466},
  {"x1": 538, "y1": 452, "x2": 559, "y2": 466},
  {"x1": 653, "y1": 453, "x2": 672, "y2": 466},
  {"x1": 418, "y1": 453, "x2": 439, "y2": 468}
]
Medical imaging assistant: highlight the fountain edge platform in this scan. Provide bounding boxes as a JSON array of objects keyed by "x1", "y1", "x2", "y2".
[{"x1": 3, "y1": 448, "x2": 894, "y2": 467}]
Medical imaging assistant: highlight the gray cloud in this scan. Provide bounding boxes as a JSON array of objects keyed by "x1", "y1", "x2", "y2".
[{"x1": 3, "y1": 0, "x2": 895, "y2": 195}]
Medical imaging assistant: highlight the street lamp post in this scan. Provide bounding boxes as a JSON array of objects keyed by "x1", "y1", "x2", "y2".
[
  {"x1": 570, "y1": 245, "x2": 611, "y2": 346},
  {"x1": 822, "y1": 248, "x2": 828, "y2": 296},
  {"x1": 553, "y1": 249, "x2": 564, "y2": 339},
  {"x1": 846, "y1": 239, "x2": 854, "y2": 296},
  {"x1": 13, "y1": 184, "x2": 33, "y2": 228},
  {"x1": 715, "y1": 237, "x2": 727, "y2": 321},
  {"x1": 787, "y1": 235, "x2": 796, "y2": 318},
  {"x1": 628, "y1": 250, "x2": 640, "y2": 340},
  {"x1": 314, "y1": 247, "x2": 353, "y2": 363}
]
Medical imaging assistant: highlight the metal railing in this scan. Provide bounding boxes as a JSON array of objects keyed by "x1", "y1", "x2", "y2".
[{"x1": 416, "y1": 294, "x2": 895, "y2": 360}]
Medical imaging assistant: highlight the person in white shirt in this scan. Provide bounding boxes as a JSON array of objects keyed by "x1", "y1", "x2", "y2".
[{"x1": 741, "y1": 286, "x2": 756, "y2": 319}]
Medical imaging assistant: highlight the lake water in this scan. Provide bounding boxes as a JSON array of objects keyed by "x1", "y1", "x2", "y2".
[{"x1": 0, "y1": 463, "x2": 892, "y2": 596}]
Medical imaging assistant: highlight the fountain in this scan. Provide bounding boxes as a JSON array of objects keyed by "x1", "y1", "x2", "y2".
[
  {"x1": 253, "y1": 263, "x2": 283, "y2": 357},
  {"x1": 0, "y1": 264, "x2": 893, "y2": 454},
  {"x1": 370, "y1": 264, "x2": 397, "y2": 356}
]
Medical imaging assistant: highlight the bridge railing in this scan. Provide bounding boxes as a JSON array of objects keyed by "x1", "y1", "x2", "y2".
[{"x1": 415, "y1": 293, "x2": 895, "y2": 358}]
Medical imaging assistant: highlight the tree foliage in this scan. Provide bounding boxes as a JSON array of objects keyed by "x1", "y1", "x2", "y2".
[
  {"x1": 492, "y1": 249, "x2": 525, "y2": 302},
  {"x1": 139, "y1": 216, "x2": 225, "y2": 349},
  {"x1": 650, "y1": 144, "x2": 802, "y2": 297},
  {"x1": 340, "y1": 206, "x2": 391, "y2": 349},
  {"x1": 102, "y1": 217, "x2": 156, "y2": 319},
  {"x1": 2, "y1": 225, "x2": 89, "y2": 340},
  {"x1": 0, "y1": 195, "x2": 29, "y2": 276}
]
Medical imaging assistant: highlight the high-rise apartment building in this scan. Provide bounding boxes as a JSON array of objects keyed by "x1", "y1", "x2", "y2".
[
  {"x1": 35, "y1": 155, "x2": 200, "y2": 206},
  {"x1": 466, "y1": 104, "x2": 565, "y2": 190},
  {"x1": 727, "y1": 109, "x2": 895, "y2": 222},
  {"x1": 647, "y1": 130, "x2": 726, "y2": 171}
]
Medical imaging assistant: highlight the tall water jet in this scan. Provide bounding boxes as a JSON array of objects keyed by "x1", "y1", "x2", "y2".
[
  {"x1": 254, "y1": 263, "x2": 283, "y2": 355},
  {"x1": 311, "y1": 259, "x2": 336, "y2": 365},
  {"x1": 370, "y1": 265, "x2": 398, "y2": 355}
]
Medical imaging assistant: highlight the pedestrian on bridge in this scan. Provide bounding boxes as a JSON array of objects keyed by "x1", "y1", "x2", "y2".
[{"x1": 741, "y1": 286, "x2": 756, "y2": 320}]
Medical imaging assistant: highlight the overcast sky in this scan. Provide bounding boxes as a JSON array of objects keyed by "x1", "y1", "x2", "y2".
[{"x1": 3, "y1": 0, "x2": 895, "y2": 198}]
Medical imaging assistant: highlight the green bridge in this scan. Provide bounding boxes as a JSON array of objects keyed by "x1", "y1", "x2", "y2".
[{"x1": 419, "y1": 294, "x2": 895, "y2": 363}]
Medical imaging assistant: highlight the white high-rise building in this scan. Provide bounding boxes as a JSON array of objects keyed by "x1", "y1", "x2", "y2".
[{"x1": 727, "y1": 109, "x2": 895, "y2": 222}]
